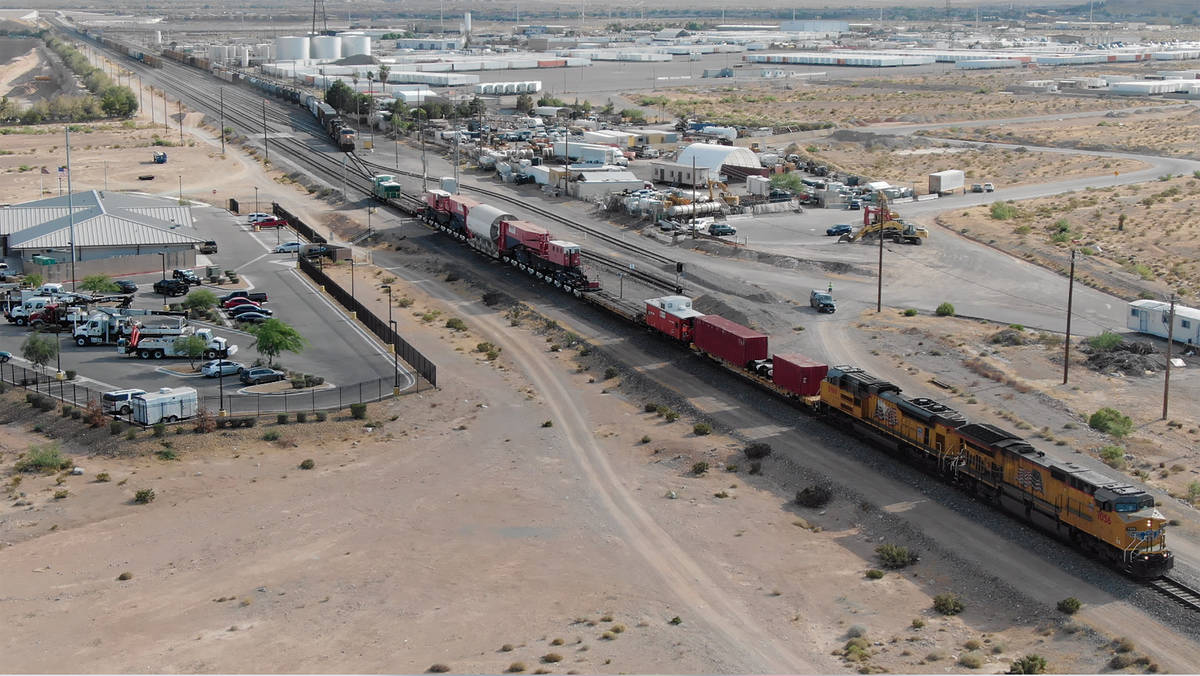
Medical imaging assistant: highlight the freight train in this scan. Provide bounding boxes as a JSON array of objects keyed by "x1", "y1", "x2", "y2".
[
  {"x1": 418, "y1": 189, "x2": 599, "y2": 294},
  {"x1": 638, "y1": 294, "x2": 1173, "y2": 579},
  {"x1": 133, "y1": 55, "x2": 1173, "y2": 580},
  {"x1": 305, "y1": 95, "x2": 356, "y2": 151}
]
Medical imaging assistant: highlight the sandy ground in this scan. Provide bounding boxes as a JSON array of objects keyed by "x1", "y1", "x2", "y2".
[
  {"x1": 802, "y1": 133, "x2": 1148, "y2": 194},
  {"x1": 936, "y1": 175, "x2": 1200, "y2": 302},
  {"x1": 0, "y1": 43, "x2": 42, "y2": 100}
]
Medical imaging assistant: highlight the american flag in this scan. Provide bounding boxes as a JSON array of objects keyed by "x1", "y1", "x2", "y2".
[{"x1": 1017, "y1": 467, "x2": 1044, "y2": 493}]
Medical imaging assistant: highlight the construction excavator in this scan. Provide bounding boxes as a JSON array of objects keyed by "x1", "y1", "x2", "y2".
[{"x1": 838, "y1": 191, "x2": 928, "y2": 245}]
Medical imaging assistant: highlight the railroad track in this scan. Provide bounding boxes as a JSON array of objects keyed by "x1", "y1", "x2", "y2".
[{"x1": 1147, "y1": 576, "x2": 1200, "y2": 613}]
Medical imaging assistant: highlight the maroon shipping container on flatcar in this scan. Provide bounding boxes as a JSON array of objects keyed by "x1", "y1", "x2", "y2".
[
  {"x1": 771, "y1": 353, "x2": 828, "y2": 397},
  {"x1": 501, "y1": 219, "x2": 550, "y2": 256},
  {"x1": 693, "y1": 315, "x2": 768, "y2": 368}
]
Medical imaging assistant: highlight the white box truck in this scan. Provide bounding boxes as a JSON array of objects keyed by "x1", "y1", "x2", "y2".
[
  {"x1": 928, "y1": 170, "x2": 965, "y2": 195},
  {"x1": 133, "y1": 387, "x2": 198, "y2": 425}
]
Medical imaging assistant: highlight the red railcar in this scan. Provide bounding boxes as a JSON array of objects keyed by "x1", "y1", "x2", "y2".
[
  {"x1": 693, "y1": 315, "x2": 768, "y2": 368},
  {"x1": 771, "y1": 353, "x2": 828, "y2": 397},
  {"x1": 644, "y1": 296, "x2": 704, "y2": 342}
]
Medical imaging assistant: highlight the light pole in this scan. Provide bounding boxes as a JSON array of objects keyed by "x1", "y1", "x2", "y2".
[
  {"x1": 218, "y1": 361, "x2": 226, "y2": 417},
  {"x1": 390, "y1": 319, "x2": 399, "y2": 396},
  {"x1": 158, "y1": 252, "x2": 168, "y2": 310},
  {"x1": 349, "y1": 257, "x2": 356, "y2": 317},
  {"x1": 254, "y1": 186, "x2": 259, "y2": 216},
  {"x1": 55, "y1": 330, "x2": 64, "y2": 380},
  {"x1": 382, "y1": 285, "x2": 394, "y2": 350}
]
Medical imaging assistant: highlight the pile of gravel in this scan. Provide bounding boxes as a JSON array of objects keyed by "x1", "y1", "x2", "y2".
[{"x1": 1083, "y1": 341, "x2": 1163, "y2": 376}]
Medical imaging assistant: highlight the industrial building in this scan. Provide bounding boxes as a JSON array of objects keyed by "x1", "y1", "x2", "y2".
[{"x1": 0, "y1": 191, "x2": 202, "y2": 280}]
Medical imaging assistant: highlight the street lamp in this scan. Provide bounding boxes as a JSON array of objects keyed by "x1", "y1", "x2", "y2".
[
  {"x1": 218, "y1": 362, "x2": 226, "y2": 417},
  {"x1": 158, "y1": 252, "x2": 168, "y2": 310},
  {"x1": 349, "y1": 257, "x2": 356, "y2": 317},
  {"x1": 55, "y1": 330, "x2": 64, "y2": 380},
  {"x1": 382, "y1": 285, "x2": 393, "y2": 352},
  {"x1": 254, "y1": 186, "x2": 259, "y2": 216},
  {"x1": 389, "y1": 319, "x2": 399, "y2": 396}
]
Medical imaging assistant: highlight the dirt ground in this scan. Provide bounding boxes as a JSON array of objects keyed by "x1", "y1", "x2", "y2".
[
  {"x1": 920, "y1": 105, "x2": 1200, "y2": 161},
  {"x1": 936, "y1": 175, "x2": 1200, "y2": 302},
  {"x1": 633, "y1": 81, "x2": 1171, "y2": 128},
  {"x1": 803, "y1": 131, "x2": 1148, "y2": 194}
]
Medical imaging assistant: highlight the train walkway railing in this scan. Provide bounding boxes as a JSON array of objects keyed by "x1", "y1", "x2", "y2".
[{"x1": 297, "y1": 256, "x2": 437, "y2": 388}]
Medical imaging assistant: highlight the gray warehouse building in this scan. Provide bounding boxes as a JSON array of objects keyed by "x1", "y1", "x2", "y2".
[{"x1": 0, "y1": 191, "x2": 203, "y2": 280}]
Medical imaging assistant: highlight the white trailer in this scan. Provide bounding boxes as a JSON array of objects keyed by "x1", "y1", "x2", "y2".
[
  {"x1": 928, "y1": 169, "x2": 965, "y2": 195},
  {"x1": 1127, "y1": 300, "x2": 1200, "y2": 346},
  {"x1": 133, "y1": 387, "x2": 199, "y2": 425}
]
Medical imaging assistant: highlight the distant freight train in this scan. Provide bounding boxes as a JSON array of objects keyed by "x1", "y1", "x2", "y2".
[{"x1": 304, "y1": 95, "x2": 356, "y2": 151}]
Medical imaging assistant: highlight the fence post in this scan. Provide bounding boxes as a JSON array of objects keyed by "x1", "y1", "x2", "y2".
[
  {"x1": 359, "y1": 382, "x2": 363, "y2": 405},
  {"x1": 312, "y1": 388, "x2": 316, "y2": 412}
]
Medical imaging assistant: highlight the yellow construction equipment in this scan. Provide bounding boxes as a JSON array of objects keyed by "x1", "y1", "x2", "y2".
[{"x1": 839, "y1": 191, "x2": 928, "y2": 245}]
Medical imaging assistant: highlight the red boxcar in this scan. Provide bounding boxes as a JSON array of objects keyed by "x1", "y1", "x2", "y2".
[
  {"x1": 501, "y1": 220, "x2": 550, "y2": 256},
  {"x1": 645, "y1": 296, "x2": 704, "y2": 342},
  {"x1": 771, "y1": 353, "x2": 828, "y2": 397},
  {"x1": 693, "y1": 315, "x2": 768, "y2": 368}
]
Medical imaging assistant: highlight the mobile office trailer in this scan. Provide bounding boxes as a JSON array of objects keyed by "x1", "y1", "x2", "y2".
[
  {"x1": 1127, "y1": 299, "x2": 1200, "y2": 346},
  {"x1": 132, "y1": 387, "x2": 198, "y2": 425}
]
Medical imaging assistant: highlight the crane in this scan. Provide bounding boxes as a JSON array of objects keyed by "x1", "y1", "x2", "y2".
[{"x1": 838, "y1": 191, "x2": 928, "y2": 245}]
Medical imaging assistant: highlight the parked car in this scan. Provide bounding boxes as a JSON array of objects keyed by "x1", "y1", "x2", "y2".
[
  {"x1": 102, "y1": 388, "x2": 146, "y2": 415},
  {"x1": 983, "y1": 182, "x2": 995, "y2": 192},
  {"x1": 232, "y1": 311, "x2": 271, "y2": 324},
  {"x1": 199, "y1": 240, "x2": 218, "y2": 254},
  {"x1": 255, "y1": 218, "x2": 288, "y2": 229},
  {"x1": 115, "y1": 280, "x2": 138, "y2": 294},
  {"x1": 240, "y1": 367, "x2": 285, "y2": 385},
  {"x1": 152, "y1": 278, "x2": 190, "y2": 297},
  {"x1": 809, "y1": 289, "x2": 837, "y2": 314},
  {"x1": 273, "y1": 241, "x2": 302, "y2": 254},
  {"x1": 245, "y1": 212, "x2": 272, "y2": 224},
  {"x1": 709, "y1": 223, "x2": 736, "y2": 237},
  {"x1": 657, "y1": 219, "x2": 681, "y2": 233},
  {"x1": 826, "y1": 224, "x2": 853, "y2": 236},
  {"x1": 847, "y1": 199, "x2": 862, "y2": 210},
  {"x1": 0, "y1": 350, "x2": 10, "y2": 364},
  {"x1": 227, "y1": 304, "x2": 273, "y2": 317},
  {"x1": 222, "y1": 297, "x2": 261, "y2": 310},
  {"x1": 200, "y1": 359, "x2": 245, "y2": 378},
  {"x1": 971, "y1": 183, "x2": 984, "y2": 193},
  {"x1": 173, "y1": 269, "x2": 201, "y2": 285},
  {"x1": 218, "y1": 290, "x2": 268, "y2": 304}
]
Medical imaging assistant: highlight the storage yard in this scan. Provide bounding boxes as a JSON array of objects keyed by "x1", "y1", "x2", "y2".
[{"x1": 3, "y1": 3, "x2": 1200, "y2": 674}]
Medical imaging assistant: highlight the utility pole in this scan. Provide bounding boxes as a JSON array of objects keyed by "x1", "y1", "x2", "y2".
[
  {"x1": 1063, "y1": 249, "x2": 1076, "y2": 384},
  {"x1": 691, "y1": 156, "x2": 697, "y2": 236},
  {"x1": 138, "y1": 76, "x2": 143, "y2": 118},
  {"x1": 65, "y1": 128, "x2": 77, "y2": 292},
  {"x1": 262, "y1": 98, "x2": 269, "y2": 165},
  {"x1": 178, "y1": 100, "x2": 184, "y2": 145},
  {"x1": 876, "y1": 223, "x2": 884, "y2": 312},
  {"x1": 1163, "y1": 295, "x2": 1176, "y2": 420},
  {"x1": 219, "y1": 87, "x2": 225, "y2": 154},
  {"x1": 162, "y1": 88, "x2": 167, "y2": 131}
]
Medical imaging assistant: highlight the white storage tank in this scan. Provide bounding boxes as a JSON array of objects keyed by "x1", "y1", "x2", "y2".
[
  {"x1": 208, "y1": 45, "x2": 224, "y2": 63},
  {"x1": 236, "y1": 46, "x2": 249, "y2": 67},
  {"x1": 341, "y1": 33, "x2": 371, "y2": 58},
  {"x1": 275, "y1": 36, "x2": 310, "y2": 62},
  {"x1": 311, "y1": 35, "x2": 342, "y2": 60}
]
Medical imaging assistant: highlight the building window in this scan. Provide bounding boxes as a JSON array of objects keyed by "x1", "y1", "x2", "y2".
[
  {"x1": 1183, "y1": 320, "x2": 1192, "y2": 329},
  {"x1": 1131, "y1": 308, "x2": 1138, "y2": 317}
]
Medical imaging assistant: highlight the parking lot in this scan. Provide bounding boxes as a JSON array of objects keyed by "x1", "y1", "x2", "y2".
[{"x1": 0, "y1": 200, "x2": 412, "y2": 404}]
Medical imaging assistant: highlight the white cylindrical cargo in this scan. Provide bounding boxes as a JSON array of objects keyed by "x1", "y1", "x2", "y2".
[
  {"x1": 311, "y1": 35, "x2": 342, "y2": 60},
  {"x1": 463, "y1": 11, "x2": 472, "y2": 34},
  {"x1": 466, "y1": 204, "x2": 513, "y2": 242},
  {"x1": 341, "y1": 34, "x2": 371, "y2": 58},
  {"x1": 153, "y1": 30, "x2": 162, "y2": 45},
  {"x1": 238, "y1": 46, "x2": 250, "y2": 67},
  {"x1": 275, "y1": 36, "x2": 309, "y2": 62}
]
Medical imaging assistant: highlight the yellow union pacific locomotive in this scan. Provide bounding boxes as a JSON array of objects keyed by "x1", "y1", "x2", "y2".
[{"x1": 819, "y1": 365, "x2": 1172, "y2": 579}]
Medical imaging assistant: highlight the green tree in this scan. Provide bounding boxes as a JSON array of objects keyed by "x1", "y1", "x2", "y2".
[
  {"x1": 325, "y1": 80, "x2": 355, "y2": 113},
  {"x1": 172, "y1": 334, "x2": 208, "y2": 368},
  {"x1": 248, "y1": 318, "x2": 306, "y2": 365},
  {"x1": 770, "y1": 173, "x2": 805, "y2": 194},
  {"x1": 80, "y1": 274, "x2": 120, "y2": 293},
  {"x1": 1007, "y1": 655, "x2": 1047, "y2": 675},
  {"x1": 515, "y1": 93, "x2": 533, "y2": 115},
  {"x1": 181, "y1": 289, "x2": 218, "y2": 316},
  {"x1": 99, "y1": 86, "x2": 138, "y2": 117},
  {"x1": 1089, "y1": 407, "x2": 1133, "y2": 438},
  {"x1": 377, "y1": 64, "x2": 390, "y2": 85},
  {"x1": 22, "y1": 273, "x2": 43, "y2": 289},
  {"x1": 22, "y1": 331, "x2": 58, "y2": 372}
]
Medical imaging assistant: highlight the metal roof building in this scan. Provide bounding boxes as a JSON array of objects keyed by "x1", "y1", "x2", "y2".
[
  {"x1": 0, "y1": 191, "x2": 203, "y2": 273},
  {"x1": 676, "y1": 143, "x2": 760, "y2": 171}
]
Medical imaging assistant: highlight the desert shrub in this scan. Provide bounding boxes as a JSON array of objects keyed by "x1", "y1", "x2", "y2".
[
  {"x1": 506, "y1": 663, "x2": 526, "y2": 673},
  {"x1": 1057, "y1": 597, "x2": 1081, "y2": 614},
  {"x1": 277, "y1": 413, "x2": 288, "y2": 425},
  {"x1": 125, "y1": 428, "x2": 137, "y2": 440},
  {"x1": 604, "y1": 367, "x2": 618, "y2": 380},
  {"x1": 315, "y1": 411, "x2": 327, "y2": 422},
  {"x1": 640, "y1": 435, "x2": 651, "y2": 444},
  {"x1": 933, "y1": 592, "x2": 964, "y2": 615},
  {"x1": 876, "y1": 543, "x2": 919, "y2": 568},
  {"x1": 903, "y1": 308, "x2": 918, "y2": 316},
  {"x1": 296, "y1": 411, "x2": 307, "y2": 423},
  {"x1": 153, "y1": 422, "x2": 166, "y2": 437},
  {"x1": 1114, "y1": 637, "x2": 1135, "y2": 653},
  {"x1": 990, "y1": 202, "x2": 1018, "y2": 220},
  {"x1": 444, "y1": 317, "x2": 466, "y2": 331},
  {"x1": 299, "y1": 458, "x2": 315, "y2": 470},
  {"x1": 744, "y1": 442, "x2": 772, "y2": 459},
  {"x1": 117, "y1": 571, "x2": 132, "y2": 581},
  {"x1": 1099, "y1": 445, "x2": 1126, "y2": 469},
  {"x1": 958, "y1": 651, "x2": 984, "y2": 669},
  {"x1": 964, "y1": 639, "x2": 982, "y2": 650},
  {"x1": 38, "y1": 398, "x2": 55, "y2": 412},
  {"x1": 1109, "y1": 653, "x2": 1135, "y2": 669},
  {"x1": 243, "y1": 417, "x2": 257, "y2": 427},
  {"x1": 644, "y1": 402, "x2": 658, "y2": 412},
  {"x1": 54, "y1": 489, "x2": 68, "y2": 499},
  {"x1": 1090, "y1": 408, "x2": 1132, "y2": 438},
  {"x1": 194, "y1": 408, "x2": 216, "y2": 434},
  {"x1": 847, "y1": 624, "x2": 867, "y2": 638},
  {"x1": 350, "y1": 403, "x2": 367, "y2": 419},
  {"x1": 541, "y1": 653, "x2": 563, "y2": 663},
  {"x1": 865, "y1": 569, "x2": 884, "y2": 580},
  {"x1": 15, "y1": 442, "x2": 68, "y2": 473},
  {"x1": 61, "y1": 405, "x2": 73, "y2": 418},
  {"x1": 71, "y1": 408, "x2": 81, "y2": 420},
  {"x1": 795, "y1": 484, "x2": 832, "y2": 508},
  {"x1": 1008, "y1": 654, "x2": 1047, "y2": 674},
  {"x1": 262, "y1": 430, "x2": 280, "y2": 441},
  {"x1": 134, "y1": 488, "x2": 156, "y2": 504},
  {"x1": 691, "y1": 461, "x2": 709, "y2": 475},
  {"x1": 155, "y1": 449, "x2": 177, "y2": 461},
  {"x1": 95, "y1": 472, "x2": 111, "y2": 482},
  {"x1": 693, "y1": 422, "x2": 712, "y2": 436},
  {"x1": 541, "y1": 420, "x2": 553, "y2": 428},
  {"x1": 935, "y1": 302, "x2": 956, "y2": 316},
  {"x1": 427, "y1": 665, "x2": 451, "y2": 673},
  {"x1": 1087, "y1": 331, "x2": 1123, "y2": 351},
  {"x1": 911, "y1": 618, "x2": 925, "y2": 629},
  {"x1": 65, "y1": 369, "x2": 75, "y2": 380},
  {"x1": 84, "y1": 399, "x2": 106, "y2": 427}
]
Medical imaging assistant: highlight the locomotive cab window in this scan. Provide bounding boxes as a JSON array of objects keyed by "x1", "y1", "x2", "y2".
[{"x1": 1115, "y1": 497, "x2": 1154, "y2": 513}]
